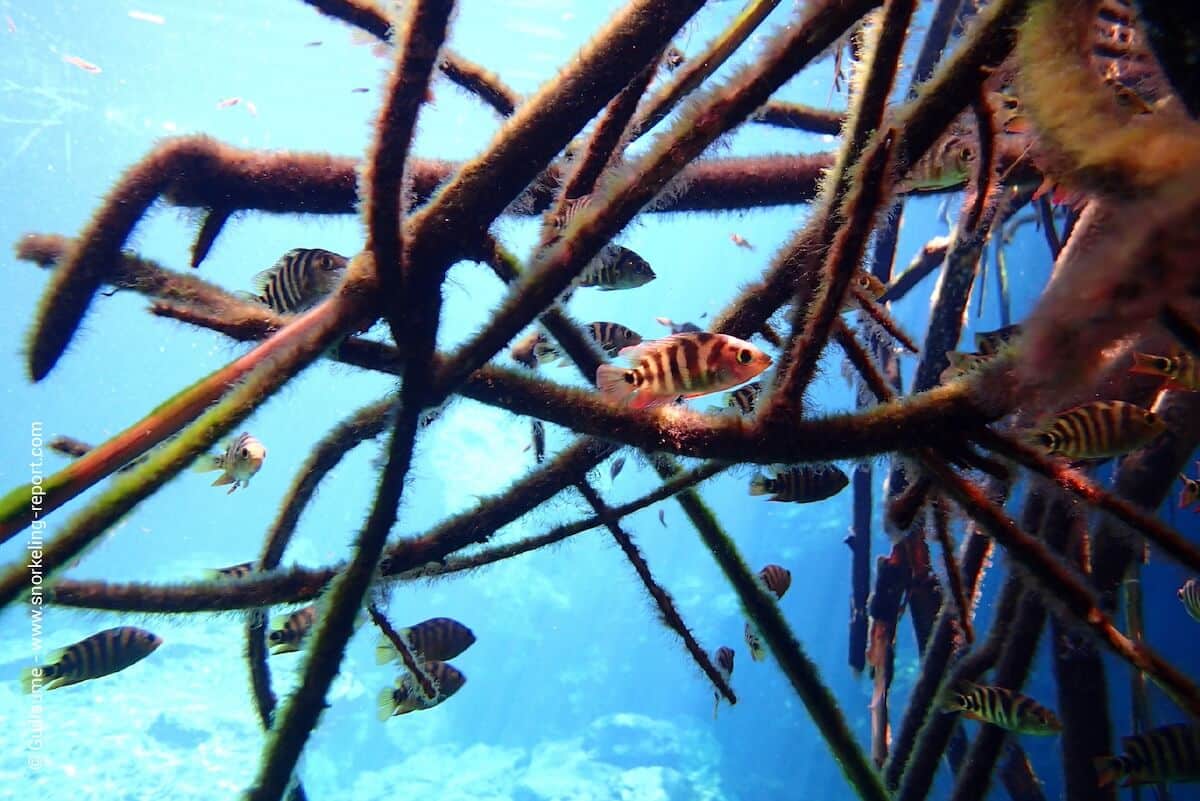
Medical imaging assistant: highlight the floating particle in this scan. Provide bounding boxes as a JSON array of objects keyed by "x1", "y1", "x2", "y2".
[
  {"x1": 128, "y1": 10, "x2": 166, "y2": 24},
  {"x1": 63, "y1": 54, "x2": 101, "y2": 74}
]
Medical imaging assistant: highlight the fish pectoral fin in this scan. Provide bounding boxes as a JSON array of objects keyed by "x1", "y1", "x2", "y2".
[
  {"x1": 375, "y1": 635, "x2": 398, "y2": 665},
  {"x1": 376, "y1": 687, "x2": 397, "y2": 721},
  {"x1": 211, "y1": 473, "x2": 235, "y2": 486}
]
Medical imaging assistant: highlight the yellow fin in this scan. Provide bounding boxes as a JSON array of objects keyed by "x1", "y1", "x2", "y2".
[
  {"x1": 375, "y1": 634, "x2": 397, "y2": 665},
  {"x1": 376, "y1": 686, "x2": 396, "y2": 721}
]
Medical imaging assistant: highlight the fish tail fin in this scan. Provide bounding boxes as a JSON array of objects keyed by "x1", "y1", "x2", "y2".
[
  {"x1": 749, "y1": 475, "x2": 770, "y2": 496},
  {"x1": 191, "y1": 455, "x2": 222, "y2": 473},
  {"x1": 376, "y1": 687, "x2": 396, "y2": 721},
  {"x1": 19, "y1": 666, "x2": 41, "y2": 694},
  {"x1": 596, "y1": 364, "x2": 637, "y2": 405},
  {"x1": 375, "y1": 634, "x2": 398, "y2": 665},
  {"x1": 749, "y1": 643, "x2": 765, "y2": 662},
  {"x1": 1094, "y1": 756, "x2": 1123, "y2": 788}
]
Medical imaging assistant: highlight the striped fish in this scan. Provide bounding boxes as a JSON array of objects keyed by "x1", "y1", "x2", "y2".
[
  {"x1": 249, "y1": 248, "x2": 348, "y2": 314},
  {"x1": 193, "y1": 432, "x2": 267, "y2": 494},
  {"x1": 21, "y1": 626, "x2": 162, "y2": 692},
  {"x1": 724, "y1": 382, "x2": 763, "y2": 416},
  {"x1": 1130, "y1": 352, "x2": 1200, "y2": 390},
  {"x1": 713, "y1": 645, "x2": 734, "y2": 719},
  {"x1": 939, "y1": 351, "x2": 995, "y2": 384},
  {"x1": 207, "y1": 561, "x2": 256, "y2": 580},
  {"x1": 897, "y1": 128, "x2": 976, "y2": 194},
  {"x1": 595, "y1": 332, "x2": 772, "y2": 410},
  {"x1": 377, "y1": 617, "x2": 476, "y2": 665},
  {"x1": 1096, "y1": 724, "x2": 1200, "y2": 787},
  {"x1": 745, "y1": 621, "x2": 767, "y2": 662},
  {"x1": 269, "y1": 605, "x2": 318, "y2": 655},
  {"x1": 1028, "y1": 401, "x2": 1165, "y2": 460},
  {"x1": 576, "y1": 245, "x2": 656, "y2": 291},
  {"x1": 975, "y1": 324, "x2": 1023, "y2": 355},
  {"x1": 1179, "y1": 579, "x2": 1200, "y2": 622},
  {"x1": 758, "y1": 564, "x2": 792, "y2": 599},
  {"x1": 588, "y1": 322, "x2": 642, "y2": 357},
  {"x1": 377, "y1": 660, "x2": 467, "y2": 719},
  {"x1": 1181, "y1": 470, "x2": 1200, "y2": 510},
  {"x1": 944, "y1": 682, "x2": 1062, "y2": 735},
  {"x1": 749, "y1": 463, "x2": 849, "y2": 503}
]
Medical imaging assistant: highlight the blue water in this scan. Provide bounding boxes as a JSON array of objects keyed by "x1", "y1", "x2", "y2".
[{"x1": 2, "y1": 2, "x2": 1198, "y2": 800}]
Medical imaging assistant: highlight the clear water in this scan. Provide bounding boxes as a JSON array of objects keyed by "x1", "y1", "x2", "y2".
[{"x1": 1, "y1": 2, "x2": 1196, "y2": 800}]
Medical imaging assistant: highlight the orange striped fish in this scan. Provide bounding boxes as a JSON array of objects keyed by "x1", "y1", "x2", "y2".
[
  {"x1": 595, "y1": 332, "x2": 771, "y2": 410},
  {"x1": 1028, "y1": 401, "x2": 1165, "y2": 459},
  {"x1": 758, "y1": 564, "x2": 791, "y2": 599}
]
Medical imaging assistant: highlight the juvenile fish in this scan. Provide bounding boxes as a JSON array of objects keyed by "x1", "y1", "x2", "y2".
[
  {"x1": 843, "y1": 270, "x2": 886, "y2": 312},
  {"x1": 247, "y1": 248, "x2": 348, "y2": 314},
  {"x1": 1179, "y1": 579, "x2": 1200, "y2": 622},
  {"x1": 744, "y1": 622, "x2": 767, "y2": 662},
  {"x1": 21, "y1": 626, "x2": 162, "y2": 692},
  {"x1": 588, "y1": 322, "x2": 643, "y2": 357},
  {"x1": 595, "y1": 332, "x2": 772, "y2": 410},
  {"x1": 898, "y1": 130, "x2": 975, "y2": 194},
  {"x1": 1130, "y1": 352, "x2": 1200, "y2": 390},
  {"x1": 944, "y1": 682, "x2": 1062, "y2": 735},
  {"x1": 664, "y1": 45, "x2": 685, "y2": 72},
  {"x1": 1028, "y1": 401, "x2": 1165, "y2": 460},
  {"x1": 722, "y1": 382, "x2": 762, "y2": 416},
  {"x1": 658, "y1": 509, "x2": 666, "y2": 527},
  {"x1": 1096, "y1": 723, "x2": 1200, "y2": 787},
  {"x1": 758, "y1": 564, "x2": 791, "y2": 599},
  {"x1": 713, "y1": 645, "x2": 734, "y2": 719},
  {"x1": 193, "y1": 432, "x2": 266, "y2": 494},
  {"x1": 745, "y1": 564, "x2": 791, "y2": 662},
  {"x1": 529, "y1": 420, "x2": 546, "y2": 464},
  {"x1": 269, "y1": 605, "x2": 318, "y2": 655},
  {"x1": 749, "y1": 463, "x2": 849, "y2": 503},
  {"x1": 207, "y1": 561, "x2": 256, "y2": 580},
  {"x1": 1181, "y1": 470, "x2": 1200, "y2": 511},
  {"x1": 730, "y1": 233, "x2": 754, "y2": 250},
  {"x1": 376, "y1": 617, "x2": 476, "y2": 664},
  {"x1": 939, "y1": 351, "x2": 995, "y2": 384},
  {"x1": 377, "y1": 660, "x2": 466, "y2": 719},
  {"x1": 610, "y1": 456, "x2": 626, "y2": 480},
  {"x1": 576, "y1": 245, "x2": 656, "y2": 291},
  {"x1": 975, "y1": 324, "x2": 1023, "y2": 355}
]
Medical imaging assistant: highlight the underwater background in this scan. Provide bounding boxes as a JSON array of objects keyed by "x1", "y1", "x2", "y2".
[{"x1": 1, "y1": 1, "x2": 1198, "y2": 800}]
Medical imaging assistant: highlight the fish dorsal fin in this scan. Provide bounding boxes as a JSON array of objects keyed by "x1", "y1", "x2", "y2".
[{"x1": 251, "y1": 250, "x2": 299, "y2": 293}]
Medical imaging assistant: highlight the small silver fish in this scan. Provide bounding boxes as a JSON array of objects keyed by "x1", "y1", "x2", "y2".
[{"x1": 530, "y1": 420, "x2": 545, "y2": 464}]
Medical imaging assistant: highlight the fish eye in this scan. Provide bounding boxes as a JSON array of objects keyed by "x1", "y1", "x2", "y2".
[
  {"x1": 269, "y1": 631, "x2": 282, "y2": 642},
  {"x1": 960, "y1": 147, "x2": 975, "y2": 162},
  {"x1": 240, "y1": 447, "x2": 250, "y2": 458},
  {"x1": 737, "y1": 349, "x2": 752, "y2": 365}
]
